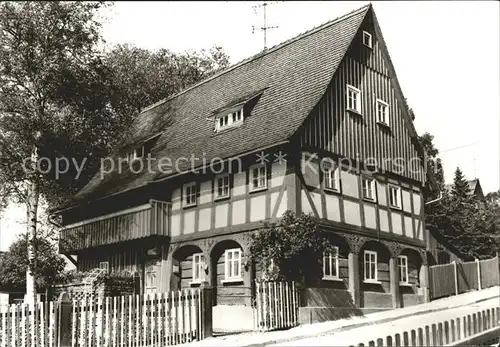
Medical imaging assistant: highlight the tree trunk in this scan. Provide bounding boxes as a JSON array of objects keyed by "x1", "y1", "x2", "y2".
[{"x1": 25, "y1": 144, "x2": 39, "y2": 308}]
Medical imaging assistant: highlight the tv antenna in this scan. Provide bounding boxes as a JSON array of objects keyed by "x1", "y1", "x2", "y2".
[{"x1": 252, "y1": 1, "x2": 280, "y2": 50}]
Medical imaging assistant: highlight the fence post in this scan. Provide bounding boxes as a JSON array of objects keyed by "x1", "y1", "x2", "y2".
[
  {"x1": 56, "y1": 292, "x2": 73, "y2": 347},
  {"x1": 200, "y1": 286, "x2": 213, "y2": 339},
  {"x1": 475, "y1": 259, "x2": 481, "y2": 290},
  {"x1": 452, "y1": 261, "x2": 458, "y2": 295}
]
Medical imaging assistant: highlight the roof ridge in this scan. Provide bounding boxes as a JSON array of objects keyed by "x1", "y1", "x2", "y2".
[{"x1": 139, "y1": 3, "x2": 371, "y2": 115}]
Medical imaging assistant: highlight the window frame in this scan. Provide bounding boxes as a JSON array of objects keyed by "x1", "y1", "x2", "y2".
[
  {"x1": 397, "y1": 255, "x2": 409, "y2": 285},
  {"x1": 388, "y1": 185, "x2": 402, "y2": 209},
  {"x1": 214, "y1": 174, "x2": 231, "y2": 200},
  {"x1": 249, "y1": 163, "x2": 267, "y2": 192},
  {"x1": 346, "y1": 84, "x2": 361, "y2": 113},
  {"x1": 363, "y1": 250, "x2": 378, "y2": 283},
  {"x1": 223, "y1": 248, "x2": 243, "y2": 283},
  {"x1": 376, "y1": 99, "x2": 390, "y2": 126},
  {"x1": 191, "y1": 253, "x2": 206, "y2": 284},
  {"x1": 215, "y1": 107, "x2": 244, "y2": 132},
  {"x1": 362, "y1": 177, "x2": 377, "y2": 201},
  {"x1": 183, "y1": 182, "x2": 197, "y2": 207},
  {"x1": 362, "y1": 30, "x2": 373, "y2": 48},
  {"x1": 323, "y1": 246, "x2": 340, "y2": 280},
  {"x1": 323, "y1": 163, "x2": 340, "y2": 192},
  {"x1": 99, "y1": 261, "x2": 109, "y2": 272}
]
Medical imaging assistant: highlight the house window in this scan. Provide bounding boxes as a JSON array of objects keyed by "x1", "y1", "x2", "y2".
[
  {"x1": 224, "y1": 248, "x2": 242, "y2": 281},
  {"x1": 183, "y1": 182, "x2": 197, "y2": 207},
  {"x1": 323, "y1": 247, "x2": 339, "y2": 279},
  {"x1": 192, "y1": 253, "x2": 205, "y2": 283},
  {"x1": 389, "y1": 185, "x2": 401, "y2": 209},
  {"x1": 377, "y1": 99, "x2": 389, "y2": 125},
  {"x1": 397, "y1": 255, "x2": 409, "y2": 284},
  {"x1": 346, "y1": 85, "x2": 361, "y2": 113},
  {"x1": 215, "y1": 107, "x2": 244, "y2": 132},
  {"x1": 99, "y1": 261, "x2": 109, "y2": 272},
  {"x1": 362, "y1": 177, "x2": 376, "y2": 201},
  {"x1": 323, "y1": 165, "x2": 339, "y2": 192},
  {"x1": 364, "y1": 250, "x2": 378, "y2": 282},
  {"x1": 250, "y1": 164, "x2": 267, "y2": 192},
  {"x1": 363, "y1": 31, "x2": 372, "y2": 48},
  {"x1": 215, "y1": 174, "x2": 230, "y2": 199}
]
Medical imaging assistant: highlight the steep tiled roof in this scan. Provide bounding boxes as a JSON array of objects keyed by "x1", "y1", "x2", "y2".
[
  {"x1": 65, "y1": 4, "x2": 372, "y2": 207},
  {"x1": 444, "y1": 179, "x2": 483, "y2": 197}
]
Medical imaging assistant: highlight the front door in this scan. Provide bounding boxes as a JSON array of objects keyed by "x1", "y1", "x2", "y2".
[{"x1": 144, "y1": 258, "x2": 160, "y2": 294}]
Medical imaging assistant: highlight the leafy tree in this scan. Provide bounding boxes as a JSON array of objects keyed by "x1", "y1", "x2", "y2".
[
  {"x1": 104, "y1": 44, "x2": 230, "y2": 118},
  {"x1": 249, "y1": 211, "x2": 334, "y2": 284},
  {"x1": 426, "y1": 169, "x2": 499, "y2": 258},
  {"x1": 0, "y1": 234, "x2": 66, "y2": 294}
]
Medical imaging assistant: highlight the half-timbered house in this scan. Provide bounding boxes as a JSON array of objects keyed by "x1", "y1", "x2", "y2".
[{"x1": 54, "y1": 4, "x2": 447, "y2": 325}]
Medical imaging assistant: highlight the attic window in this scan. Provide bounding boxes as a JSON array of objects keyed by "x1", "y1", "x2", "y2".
[
  {"x1": 362, "y1": 31, "x2": 372, "y2": 48},
  {"x1": 215, "y1": 108, "x2": 244, "y2": 132},
  {"x1": 126, "y1": 147, "x2": 144, "y2": 161}
]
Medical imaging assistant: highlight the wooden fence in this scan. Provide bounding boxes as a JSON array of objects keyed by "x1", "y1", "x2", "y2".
[
  {"x1": 429, "y1": 255, "x2": 500, "y2": 300},
  {"x1": 349, "y1": 306, "x2": 500, "y2": 346},
  {"x1": 0, "y1": 288, "x2": 212, "y2": 347},
  {"x1": 254, "y1": 281, "x2": 299, "y2": 331},
  {"x1": 0, "y1": 301, "x2": 58, "y2": 347}
]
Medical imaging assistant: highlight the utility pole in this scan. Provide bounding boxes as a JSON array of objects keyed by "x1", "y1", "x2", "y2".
[{"x1": 252, "y1": 1, "x2": 280, "y2": 50}]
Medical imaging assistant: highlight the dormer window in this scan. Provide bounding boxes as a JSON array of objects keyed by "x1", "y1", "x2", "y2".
[
  {"x1": 215, "y1": 107, "x2": 244, "y2": 132},
  {"x1": 362, "y1": 31, "x2": 372, "y2": 48},
  {"x1": 125, "y1": 147, "x2": 144, "y2": 162}
]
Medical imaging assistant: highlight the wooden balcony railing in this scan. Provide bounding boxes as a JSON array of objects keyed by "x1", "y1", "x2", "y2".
[{"x1": 59, "y1": 199, "x2": 170, "y2": 253}]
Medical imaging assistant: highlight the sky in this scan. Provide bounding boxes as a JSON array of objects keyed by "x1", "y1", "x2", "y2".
[{"x1": 1, "y1": 1, "x2": 499, "y2": 250}]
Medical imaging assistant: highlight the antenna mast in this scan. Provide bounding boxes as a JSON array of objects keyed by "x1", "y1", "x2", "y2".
[{"x1": 252, "y1": 1, "x2": 280, "y2": 50}]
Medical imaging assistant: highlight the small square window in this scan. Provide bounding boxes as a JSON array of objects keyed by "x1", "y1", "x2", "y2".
[
  {"x1": 346, "y1": 85, "x2": 361, "y2": 113},
  {"x1": 397, "y1": 255, "x2": 409, "y2": 284},
  {"x1": 362, "y1": 177, "x2": 376, "y2": 201},
  {"x1": 250, "y1": 164, "x2": 267, "y2": 192},
  {"x1": 99, "y1": 261, "x2": 109, "y2": 272},
  {"x1": 363, "y1": 31, "x2": 372, "y2": 48},
  {"x1": 224, "y1": 248, "x2": 242, "y2": 280},
  {"x1": 215, "y1": 174, "x2": 230, "y2": 199},
  {"x1": 364, "y1": 250, "x2": 378, "y2": 282},
  {"x1": 183, "y1": 182, "x2": 197, "y2": 207},
  {"x1": 376, "y1": 99, "x2": 389, "y2": 125},
  {"x1": 389, "y1": 185, "x2": 401, "y2": 209}
]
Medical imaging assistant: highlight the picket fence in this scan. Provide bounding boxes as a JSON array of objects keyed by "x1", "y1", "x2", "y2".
[
  {"x1": 0, "y1": 301, "x2": 57, "y2": 347},
  {"x1": 0, "y1": 288, "x2": 209, "y2": 347},
  {"x1": 254, "y1": 281, "x2": 299, "y2": 331},
  {"x1": 429, "y1": 255, "x2": 500, "y2": 300}
]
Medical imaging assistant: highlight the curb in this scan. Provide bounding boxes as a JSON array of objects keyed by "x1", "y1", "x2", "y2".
[{"x1": 243, "y1": 293, "x2": 500, "y2": 347}]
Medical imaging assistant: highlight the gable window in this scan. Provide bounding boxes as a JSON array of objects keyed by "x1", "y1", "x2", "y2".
[
  {"x1": 183, "y1": 182, "x2": 197, "y2": 207},
  {"x1": 215, "y1": 107, "x2": 244, "y2": 132},
  {"x1": 192, "y1": 253, "x2": 205, "y2": 283},
  {"x1": 376, "y1": 99, "x2": 389, "y2": 125},
  {"x1": 346, "y1": 85, "x2": 361, "y2": 113},
  {"x1": 323, "y1": 247, "x2": 339, "y2": 280},
  {"x1": 323, "y1": 164, "x2": 340, "y2": 192},
  {"x1": 363, "y1": 31, "x2": 372, "y2": 48},
  {"x1": 362, "y1": 177, "x2": 376, "y2": 201},
  {"x1": 250, "y1": 164, "x2": 267, "y2": 192},
  {"x1": 389, "y1": 185, "x2": 401, "y2": 209},
  {"x1": 215, "y1": 174, "x2": 230, "y2": 199},
  {"x1": 397, "y1": 255, "x2": 409, "y2": 284},
  {"x1": 224, "y1": 248, "x2": 242, "y2": 281},
  {"x1": 364, "y1": 250, "x2": 378, "y2": 282}
]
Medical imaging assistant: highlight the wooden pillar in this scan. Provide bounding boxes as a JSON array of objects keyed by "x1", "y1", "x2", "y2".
[
  {"x1": 56, "y1": 293, "x2": 73, "y2": 347},
  {"x1": 163, "y1": 246, "x2": 174, "y2": 292},
  {"x1": 420, "y1": 264, "x2": 430, "y2": 302},
  {"x1": 348, "y1": 252, "x2": 360, "y2": 307},
  {"x1": 390, "y1": 257, "x2": 401, "y2": 309}
]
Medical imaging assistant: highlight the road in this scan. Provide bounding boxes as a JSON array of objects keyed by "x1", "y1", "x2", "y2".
[{"x1": 270, "y1": 297, "x2": 500, "y2": 346}]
